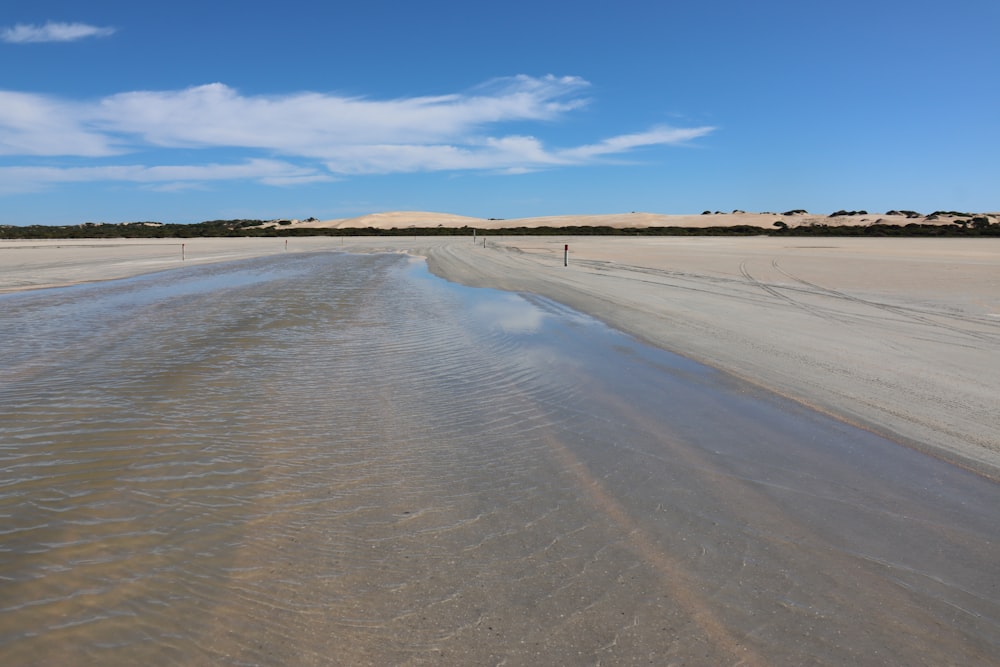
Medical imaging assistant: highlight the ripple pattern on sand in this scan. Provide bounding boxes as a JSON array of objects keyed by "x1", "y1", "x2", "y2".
[{"x1": 1, "y1": 252, "x2": 998, "y2": 666}]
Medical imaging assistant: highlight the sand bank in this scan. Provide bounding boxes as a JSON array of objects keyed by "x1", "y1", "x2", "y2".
[
  {"x1": 425, "y1": 236, "x2": 1000, "y2": 479},
  {"x1": 3, "y1": 235, "x2": 998, "y2": 478}
]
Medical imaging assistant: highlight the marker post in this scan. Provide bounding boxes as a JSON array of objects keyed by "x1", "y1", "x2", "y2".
[{"x1": 564, "y1": 244, "x2": 568, "y2": 267}]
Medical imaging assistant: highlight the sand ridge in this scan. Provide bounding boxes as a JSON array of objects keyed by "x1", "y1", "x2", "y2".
[
  {"x1": 297, "y1": 211, "x2": 488, "y2": 229},
  {"x1": 285, "y1": 209, "x2": 997, "y2": 230}
]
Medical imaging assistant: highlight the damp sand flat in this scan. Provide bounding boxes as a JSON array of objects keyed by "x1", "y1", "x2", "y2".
[
  {"x1": 4, "y1": 235, "x2": 998, "y2": 477},
  {"x1": 1, "y1": 252, "x2": 998, "y2": 665}
]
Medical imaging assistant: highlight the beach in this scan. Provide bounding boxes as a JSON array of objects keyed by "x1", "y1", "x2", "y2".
[
  {"x1": 2, "y1": 240, "x2": 999, "y2": 664},
  {"x1": 3, "y1": 235, "x2": 998, "y2": 478}
]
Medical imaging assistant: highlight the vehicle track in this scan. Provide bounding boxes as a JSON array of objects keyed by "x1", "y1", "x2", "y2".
[
  {"x1": 738, "y1": 260, "x2": 836, "y2": 322},
  {"x1": 770, "y1": 259, "x2": 1000, "y2": 345},
  {"x1": 572, "y1": 257, "x2": 779, "y2": 308}
]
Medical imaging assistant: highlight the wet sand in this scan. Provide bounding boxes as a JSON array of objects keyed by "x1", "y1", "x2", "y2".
[
  {"x1": 3, "y1": 236, "x2": 997, "y2": 479},
  {"x1": 2, "y1": 253, "x2": 998, "y2": 665}
]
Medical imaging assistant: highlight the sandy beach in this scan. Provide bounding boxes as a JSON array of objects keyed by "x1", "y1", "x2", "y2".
[
  {"x1": 3, "y1": 234, "x2": 1000, "y2": 664},
  {"x1": 2, "y1": 234, "x2": 998, "y2": 479}
]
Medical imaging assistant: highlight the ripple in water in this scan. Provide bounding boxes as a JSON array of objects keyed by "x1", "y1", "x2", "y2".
[{"x1": 1, "y1": 252, "x2": 998, "y2": 665}]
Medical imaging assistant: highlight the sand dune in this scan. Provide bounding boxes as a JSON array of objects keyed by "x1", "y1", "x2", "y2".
[
  {"x1": 284, "y1": 209, "x2": 995, "y2": 230},
  {"x1": 294, "y1": 211, "x2": 488, "y2": 229}
]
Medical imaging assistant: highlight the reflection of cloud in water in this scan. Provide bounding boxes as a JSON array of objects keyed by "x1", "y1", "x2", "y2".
[{"x1": 473, "y1": 294, "x2": 546, "y2": 333}]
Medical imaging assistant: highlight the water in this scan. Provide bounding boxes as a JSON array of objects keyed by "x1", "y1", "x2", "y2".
[{"x1": 1, "y1": 252, "x2": 998, "y2": 665}]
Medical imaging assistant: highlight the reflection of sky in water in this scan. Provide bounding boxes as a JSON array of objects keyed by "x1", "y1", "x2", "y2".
[
  {"x1": 405, "y1": 257, "x2": 716, "y2": 380},
  {"x1": 470, "y1": 294, "x2": 546, "y2": 334},
  {"x1": 405, "y1": 259, "x2": 550, "y2": 335}
]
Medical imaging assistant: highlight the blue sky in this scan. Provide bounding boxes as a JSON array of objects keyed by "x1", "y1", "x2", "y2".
[{"x1": 2, "y1": 1, "x2": 998, "y2": 225}]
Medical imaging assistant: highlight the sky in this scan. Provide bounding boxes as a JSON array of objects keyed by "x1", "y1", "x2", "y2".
[{"x1": 1, "y1": 0, "x2": 998, "y2": 225}]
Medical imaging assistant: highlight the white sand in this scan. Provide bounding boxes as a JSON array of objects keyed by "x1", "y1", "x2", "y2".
[{"x1": 3, "y1": 234, "x2": 998, "y2": 478}]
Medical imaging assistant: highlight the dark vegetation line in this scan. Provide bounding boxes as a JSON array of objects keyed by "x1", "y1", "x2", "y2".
[{"x1": 2, "y1": 219, "x2": 998, "y2": 239}]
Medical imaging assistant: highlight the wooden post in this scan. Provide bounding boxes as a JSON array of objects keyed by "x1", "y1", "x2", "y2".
[
  {"x1": 181, "y1": 243, "x2": 185, "y2": 261},
  {"x1": 564, "y1": 244, "x2": 568, "y2": 267}
]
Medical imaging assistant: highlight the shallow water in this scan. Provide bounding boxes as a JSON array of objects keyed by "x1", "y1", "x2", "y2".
[{"x1": 1, "y1": 252, "x2": 997, "y2": 666}]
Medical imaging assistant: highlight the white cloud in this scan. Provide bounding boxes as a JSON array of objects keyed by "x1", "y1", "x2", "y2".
[
  {"x1": 1, "y1": 22, "x2": 116, "y2": 44},
  {"x1": 0, "y1": 75, "x2": 715, "y2": 192},
  {"x1": 94, "y1": 75, "x2": 589, "y2": 151},
  {"x1": 0, "y1": 160, "x2": 330, "y2": 194},
  {"x1": 0, "y1": 92, "x2": 118, "y2": 156},
  {"x1": 560, "y1": 126, "x2": 715, "y2": 160},
  {"x1": 322, "y1": 136, "x2": 562, "y2": 174}
]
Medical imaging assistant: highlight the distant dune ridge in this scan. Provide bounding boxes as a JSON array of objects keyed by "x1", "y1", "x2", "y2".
[{"x1": 281, "y1": 210, "x2": 998, "y2": 230}]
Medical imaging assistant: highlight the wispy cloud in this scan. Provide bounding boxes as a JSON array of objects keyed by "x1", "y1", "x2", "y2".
[
  {"x1": 0, "y1": 91, "x2": 118, "y2": 156},
  {"x1": 0, "y1": 160, "x2": 330, "y2": 195},
  {"x1": 0, "y1": 75, "x2": 714, "y2": 192},
  {"x1": 1, "y1": 22, "x2": 116, "y2": 44},
  {"x1": 94, "y1": 76, "x2": 590, "y2": 151},
  {"x1": 561, "y1": 126, "x2": 713, "y2": 160}
]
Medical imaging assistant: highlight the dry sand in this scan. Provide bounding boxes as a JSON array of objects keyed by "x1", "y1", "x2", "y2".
[{"x1": 2, "y1": 234, "x2": 998, "y2": 478}]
